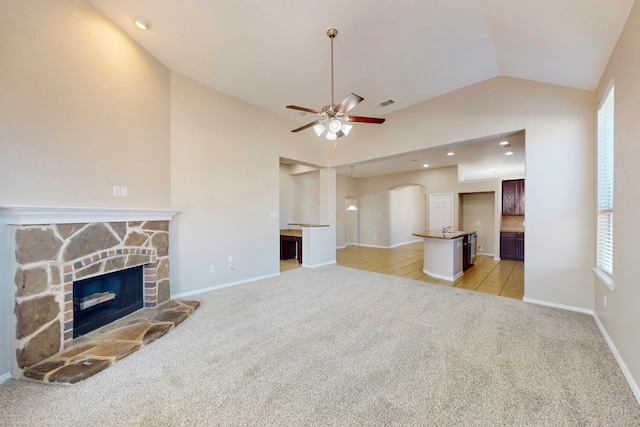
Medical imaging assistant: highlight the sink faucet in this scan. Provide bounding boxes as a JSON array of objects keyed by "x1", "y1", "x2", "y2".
[{"x1": 441, "y1": 226, "x2": 452, "y2": 234}]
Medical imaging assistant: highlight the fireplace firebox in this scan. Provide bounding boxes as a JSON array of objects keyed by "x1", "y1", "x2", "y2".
[{"x1": 73, "y1": 266, "x2": 144, "y2": 338}]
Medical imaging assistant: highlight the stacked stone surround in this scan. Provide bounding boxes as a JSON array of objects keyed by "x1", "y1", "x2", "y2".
[{"x1": 13, "y1": 220, "x2": 171, "y2": 374}]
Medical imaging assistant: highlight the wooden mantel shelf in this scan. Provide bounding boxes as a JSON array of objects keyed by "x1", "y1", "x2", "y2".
[{"x1": 0, "y1": 206, "x2": 180, "y2": 225}]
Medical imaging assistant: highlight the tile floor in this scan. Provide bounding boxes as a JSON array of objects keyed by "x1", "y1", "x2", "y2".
[{"x1": 280, "y1": 242, "x2": 524, "y2": 300}]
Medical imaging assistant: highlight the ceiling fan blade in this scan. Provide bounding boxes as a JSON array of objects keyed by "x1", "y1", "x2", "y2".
[
  {"x1": 286, "y1": 105, "x2": 322, "y2": 115},
  {"x1": 335, "y1": 93, "x2": 364, "y2": 114},
  {"x1": 346, "y1": 115, "x2": 386, "y2": 124},
  {"x1": 291, "y1": 120, "x2": 321, "y2": 133}
]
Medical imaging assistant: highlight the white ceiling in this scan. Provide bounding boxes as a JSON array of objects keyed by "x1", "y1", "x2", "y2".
[
  {"x1": 335, "y1": 131, "x2": 525, "y2": 179},
  {"x1": 88, "y1": 0, "x2": 633, "y2": 178}
]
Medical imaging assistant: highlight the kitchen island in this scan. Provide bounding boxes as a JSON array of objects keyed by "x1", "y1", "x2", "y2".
[{"x1": 412, "y1": 230, "x2": 476, "y2": 281}]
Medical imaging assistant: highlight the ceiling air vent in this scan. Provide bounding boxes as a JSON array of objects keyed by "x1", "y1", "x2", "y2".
[{"x1": 376, "y1": 99, "x2": 395, "y2": 108}]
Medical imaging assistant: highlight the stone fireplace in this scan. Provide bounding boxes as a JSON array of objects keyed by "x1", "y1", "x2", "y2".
[{"x1": 1, "y1": 207, "x2": 178, "y2": 378}]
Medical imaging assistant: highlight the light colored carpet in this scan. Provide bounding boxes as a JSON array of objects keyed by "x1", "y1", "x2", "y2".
[{"x1": 1, "y1": 265, "x2": 639, "y2": 426}]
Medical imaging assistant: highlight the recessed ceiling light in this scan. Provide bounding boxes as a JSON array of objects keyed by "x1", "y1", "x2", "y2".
[
  {"x1": 423, "y1": 164, "x2": 429, "y2": 168},
  {"x1": 131, "y1": 16, "x2": 152, "y2": 30},
  {"x1": 447, "y1": 152, "x2": 454, "y2": 156},
  {"x1": 505, "y1": 151, "x2": 514, "y2": 156},
  {"x1": 499, "y1": 140, "x2": 510, "y2": 146}
]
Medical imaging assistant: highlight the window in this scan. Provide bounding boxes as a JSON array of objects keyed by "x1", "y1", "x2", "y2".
[{"x1": 596, "y1": 81, "x2": 614, "y2": 285}]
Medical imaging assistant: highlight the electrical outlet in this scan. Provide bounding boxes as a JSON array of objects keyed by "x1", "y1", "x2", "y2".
[
  {"x1": 227, "y1": 262, "x2": 233, "y2": 271},
  {"x1": 121, "y1": 186, "x2": 128, "y2": 197},
  {"x1": 113, "y1": 185, "x2": 121, "y2": 197},
  {"x1": 603, "y1": 294, "x2": 607, "y2": 308},
  {"x1": 477, "y1": 245, "x2": 483, "y2": 252},
  {"x1": 209, "y1": 265, "x2": 215, "y2": 273}
]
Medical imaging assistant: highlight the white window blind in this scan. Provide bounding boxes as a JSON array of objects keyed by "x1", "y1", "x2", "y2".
[{"x1": 596, "y1": 83, "x2": 614, "y2": 278}]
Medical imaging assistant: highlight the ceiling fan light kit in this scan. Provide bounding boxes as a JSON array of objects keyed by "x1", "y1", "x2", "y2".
[
  {"x1": 286, "y1": 28, "x2": 385, "y2": 149},
  {"x1": 329, "y1": 119, "x2": 342, "y2": 133}
]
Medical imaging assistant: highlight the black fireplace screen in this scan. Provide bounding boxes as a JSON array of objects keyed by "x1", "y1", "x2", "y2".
[{"x1": 73, "y1": 265, "x2": 143, "y2": 338}]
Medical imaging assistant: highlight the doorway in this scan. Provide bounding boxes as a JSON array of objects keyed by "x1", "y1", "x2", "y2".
[
  {"x1": 460, "y1": 192, "x2": 495, "y2": 257},
  {"x1": 344, "y1": 197, "x2": 358, "y2": 246},
  {"x1": 429, "y1": 193, "x2": 453, "y2": 231}
]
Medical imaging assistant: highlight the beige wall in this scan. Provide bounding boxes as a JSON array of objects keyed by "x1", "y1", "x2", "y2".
[
  {"x1": 0, "y1": 1, "x2": 172, "y2": 379},
  {"x1": 279, "y1": 166, "x2": 321, "y2": 228},
  {"x1": 389, "y1": 185, "x2": 424, "y2": 247},
  {"x1": 594, "y1": 0, "x2": 640, "y2": 398},
  {"x1": 168, "y1": 73, "x2": 325, "y2": 297},
  {"x1": 0, "y1": 1, "x2": 171, "y2": 208}
]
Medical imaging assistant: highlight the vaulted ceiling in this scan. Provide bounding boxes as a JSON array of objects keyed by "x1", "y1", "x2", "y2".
[{"x1": 88, "y1": 0, "x2": 634, "y2": 178}]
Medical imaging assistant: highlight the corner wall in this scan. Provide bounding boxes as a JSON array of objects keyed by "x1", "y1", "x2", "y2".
[
  {"x1": 0, "y1": 223, "x2": 11, "y2": 382},
  {"x1": 594, "y1": 0, "x2": 640, "y2": 400},
  {"x1": 169, "y1": 73, "x2": 325, "y2": 297}
]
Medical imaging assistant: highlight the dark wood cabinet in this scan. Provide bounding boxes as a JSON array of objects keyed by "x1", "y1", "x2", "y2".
[
  {"x1": 502, "y1": 179, "x2": 525, "y2": 215},
  {"x1": 500, "y1": 232, "x2": 524, "y2": 261},
  {"x1": 280, "y1": 234, "x2": 302, "y2": 263},
  {"x1": 517, "y1": 233, "x2": 524, "y2": 261}
]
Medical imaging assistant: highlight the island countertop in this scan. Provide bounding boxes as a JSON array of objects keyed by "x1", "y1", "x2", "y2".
[
  {"x1": 287, "y1": 223, "x2": 329, "y2": 228},
  {"x1": 280, "y1": 229, "x2": 302, "y2": 237},
  {"x1": 412, "y1": 230, "x2": 476, "y2": 240}
]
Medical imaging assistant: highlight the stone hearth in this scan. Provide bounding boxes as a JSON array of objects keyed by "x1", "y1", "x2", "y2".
[{"x1": 23, "y1": 299, "x2": 199, "y2": 384}]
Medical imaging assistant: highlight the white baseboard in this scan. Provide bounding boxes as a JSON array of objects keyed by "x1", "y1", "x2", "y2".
[
  {"x1": 593, "y1": 314, "x2": 640, "y2": 405},
  {"x1": 423, "y1": 268, "x2": 463, "y2": 282},
  {"x1": 0, "y1": 371, "x2": 11, "y2": 384},
  {"x1": 339, "y1": 241, "x2": 421, "y2": 250},
  {"x1": 171, "y1": 273, "x2": 280, "y2": 299},
  {"x1": 522, "y1": 297, "x2": 594, "y2": 315},
  {"x1": 357, "y1": 243, "x2": 390, "y2": 249},
  {"x1": 390, "y1": 239, "x2": 422, "y2": 248},
  {"x1": 302, "y1": 260, "x2": 337, "y2": 268}
]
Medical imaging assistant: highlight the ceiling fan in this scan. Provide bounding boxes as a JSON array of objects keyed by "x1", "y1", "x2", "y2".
[{"x1": 286, "y1": 28, "x2": 385, "y2": 144}]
